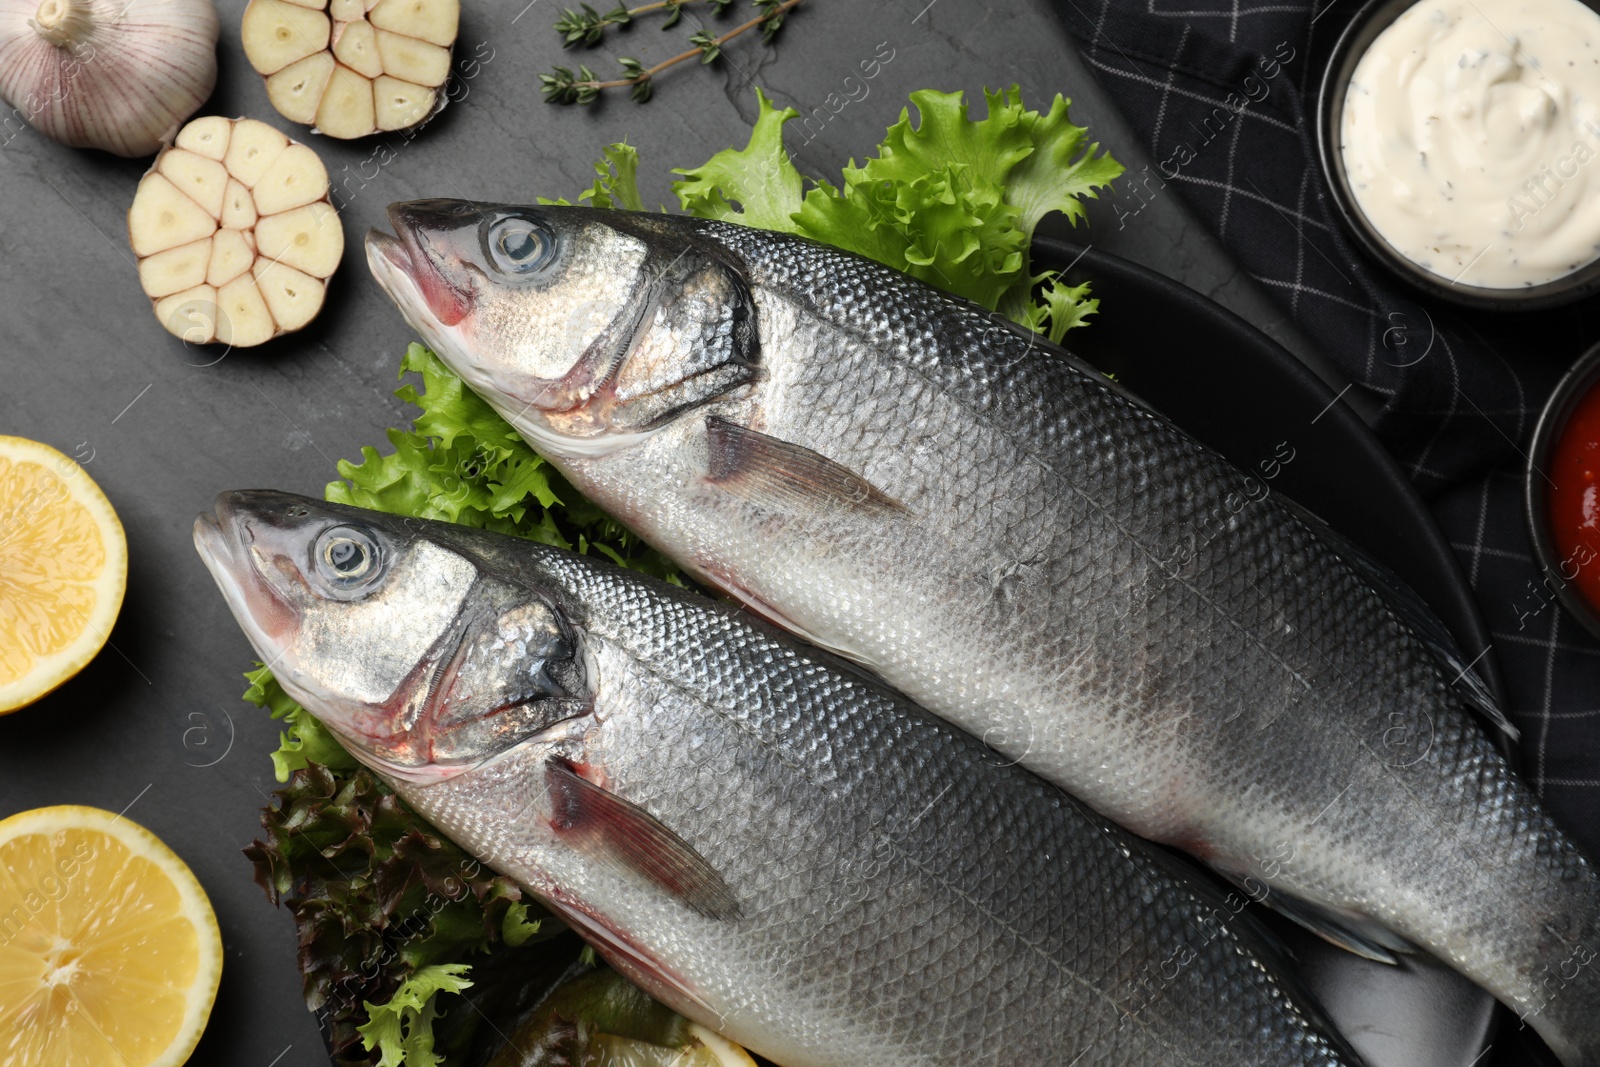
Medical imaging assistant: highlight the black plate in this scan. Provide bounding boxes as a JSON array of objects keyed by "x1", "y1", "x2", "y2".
[
  {"x1": 327, "y1": 239, "x2": 1529, "y2": 1067},
  {"x1": 1041, "y1": 236, "x2": 1538, "y2": 1067}
]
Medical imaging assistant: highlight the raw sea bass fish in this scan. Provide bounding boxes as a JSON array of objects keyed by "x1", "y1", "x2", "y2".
[
  {"x1": 367, "y1": 201, "x2": 1600, "y2": 1063},
  {"x1": 194, "y1": 490, "x2": 1362, "y2": 1067}
]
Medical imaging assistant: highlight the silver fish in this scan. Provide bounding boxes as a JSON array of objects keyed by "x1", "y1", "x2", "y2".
[
  {"x1": 366, "y1": 201, "x2": 1600, "y2": 1064},
  {"x1": 195, "y1": 489, "x2": 1361, "y2": 1067}
]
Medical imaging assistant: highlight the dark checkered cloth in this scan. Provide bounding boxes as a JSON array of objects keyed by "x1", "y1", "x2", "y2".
[{"x1": 1050, "y1": 0, "x2": 1600, "y2": 858}]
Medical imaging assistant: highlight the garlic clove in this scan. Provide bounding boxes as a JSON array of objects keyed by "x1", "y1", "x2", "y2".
[
  {"x1": 328, "y1": 0, "x2": 365, "y2": 20},
  {"x1": 332, "y1": 19, "x2": 384, "y2": 80},
  {"x1": 157, "y1": 149, "x2": 230, "y2": 219},
  {"x1": 221, "y1": 179, "x2": 258, "y2": 230},
  {"x1": 251, "y1": 143, "x2": 330, "y2": 216},
  {"x1": 314, "y1": 64, "x2": 376, "y2": 140},
  {"x1": 255, "y1": 201, "x2": 343, "y2": 278},
  {"x1": 278, "y1": 0, "x2": 330, "y2": 8},
  {"x1": 206, "y1": 229, "x2": 256, "y2": 287},
  {"x1": 374, "y1": 28, "x2": 449, "y2": 87},
  {"x1": 155, "y1": 284, "x2": 220, "y2": 345},
  {"x1": 175, "y1": 117, "x2": 233, "y2": 162},
  {"x1": 223, "y1": 119, "x2": 290, "y2": 187},
  {"x1": 254, "y1": 259, "x2": 327, "y2": 333},
  {"x1": 215, "y1": 275, "x2": 277, "y2": 348},
  {"x1": 265, "y1": 52, "x2": 337, "y2": 126},
  {"x1": 373, "y1": 76, "x2": 434, "y2": 132},
  {"x1": 128, "y1": 173, "x2": 219, "y2": 256},
  {"x1": 369, "y1": 0, "x2": 458, "y2": 48},
  {"x1": 240, "y1": 0, "x2": 332, "y2": 76},
  {"x1": 138, "y1": 238, "x2": 213, "y2": 299}
]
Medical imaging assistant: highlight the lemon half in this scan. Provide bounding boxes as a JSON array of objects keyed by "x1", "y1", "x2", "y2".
[
  {"x1": 0, "y1": 436, "x2": 128, "y2": 714},
  {"x1": 0, "y1": 806, "x2": 223, "y2": 1066},
  {"x1": 587, "y1": 1025, "x2": 759, "y2": 1066}
]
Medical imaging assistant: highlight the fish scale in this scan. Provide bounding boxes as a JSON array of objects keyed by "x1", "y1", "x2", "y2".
[
  {"x1": 365, "y1": 204, "x2": 1600, "y2": 1062},
  {"x1": 197, "y1": 491, "x2": 1363, "y2": 1067}
]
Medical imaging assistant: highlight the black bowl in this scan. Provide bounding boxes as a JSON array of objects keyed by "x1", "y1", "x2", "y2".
[
  {"x1": 1526, "y1": 342, "x2": 1600, "y2": 641},
  {"x1": 1316, "y1": 0, "x2": 1600, "y2": 311}
]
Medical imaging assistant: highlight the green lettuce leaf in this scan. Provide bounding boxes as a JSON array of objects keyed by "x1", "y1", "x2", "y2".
[
  {"x1": 359, "y1": 965, "x2": 474, "y2": 1067},
  {"x1": 801, "y1": 86, "x2": 1120, "y2": 324},
  {"x1": 662, "y1": 85, "x2": 1120, "y2": 335},
  {"x1": 243, "y1": 664, "x2": 357, "y2": 782},
  {"x1": 540, "y1": 142, "x2": 647, "y2": 210},
  {"x1": 500, "y1": 901, "x2": 545, "y2": 948},
  {"x1": 1022, "y1": 273, "x2": 1101, "y2": 345},
  {"x1": 672, "y1": 87, "x2": 804, "y2": 229}
]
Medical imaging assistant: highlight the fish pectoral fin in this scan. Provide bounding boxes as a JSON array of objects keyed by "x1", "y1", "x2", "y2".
[
  {"x1": 1225, "y1": 875, "x2": 1414, "y2": 965},
  {"x1": 704, "y1": 416, "x2": 908, "y2": 517},
  {"x1": 709, "y1": 569, "x2": 873, "y2": 667},
  {"x1": 549, "y1": 902, "x2": 723, "y2": 1026},
  {"x1": 544, "y1": 760, "x2": 743, "y2": 921}
]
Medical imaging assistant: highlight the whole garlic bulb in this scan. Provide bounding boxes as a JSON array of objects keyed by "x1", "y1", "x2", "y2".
[{"x1": 0, "y1": 0, "x2": 220, "y2": 157}]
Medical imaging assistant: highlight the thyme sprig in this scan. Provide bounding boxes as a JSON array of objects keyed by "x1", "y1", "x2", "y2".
[
  {"x1": 553, "y1": 0, "x2": 736, "y2": 45},
  {"x1": 541, "y1": 0, "x2": 801, "y2": 104}
]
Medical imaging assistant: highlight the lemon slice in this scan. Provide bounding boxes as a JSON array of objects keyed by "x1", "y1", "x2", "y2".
[
  {"x1": 0, "y1": 806, "x2": 223, "y2": 1066},
  {"x1": 679, "y1": 1025, "x2": 758, "y2": 1066},
  {"x1": 584, "y1": 1025, "x2": 757, "y2": 1066},
  {"x1": 0, "y1": 437, "x2": 127, "y2": 714}
]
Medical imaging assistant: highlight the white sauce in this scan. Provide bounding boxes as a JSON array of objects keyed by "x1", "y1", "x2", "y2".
[{"x1": 1341, "y1": 0, "x2": 1600, "y2": 288}]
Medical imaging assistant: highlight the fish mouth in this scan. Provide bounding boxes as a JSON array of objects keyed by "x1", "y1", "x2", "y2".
[
  {"x1": 367, "y1": 223, "x2": 481, "y2": 390},
  {"x1": 192, "y1": 490, "x2": 251, "y2": 594},
  {"x1": 366, "y1": 224, "x2": 447, "y2": 329},
  {"x1": 365, "y1": 226, "x2": 412, "y2": 285},
  {"x1": 367, "y1": 201, "x2": 475, "y2": 328},
  {"x1": 367, "y1": 217, "x2": 593, "y2": 456},
  {"x1": 193, "y1": 491, "x2": 299, "y2": 664},
  {"x1": 192, "y1": 505, "x2": 229, "y2": 570}
]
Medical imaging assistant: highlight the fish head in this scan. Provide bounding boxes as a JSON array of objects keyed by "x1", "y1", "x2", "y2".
[
  {"x1": 366, "y1": 201, "x2": 759, "y2": 458},
  {"x1": 193, "y1": 490, "x2": 591, "y2": 783}
]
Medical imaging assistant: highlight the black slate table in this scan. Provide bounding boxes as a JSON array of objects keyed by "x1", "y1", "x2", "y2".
[{"x1": 0, "y1": 0, "x2": 1345, "y2": 1062}]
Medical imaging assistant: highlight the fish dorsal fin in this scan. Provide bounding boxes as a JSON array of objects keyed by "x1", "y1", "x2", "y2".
[
  {"x1": 704, "y1": 417, "x2": 908, "y2": 517},
  {"x1": 1273, "y1": 495, "x2": 1516, "y2": 743},
  {"x1": 545, "y1": 761, "x2": 742, "y2": 921}
]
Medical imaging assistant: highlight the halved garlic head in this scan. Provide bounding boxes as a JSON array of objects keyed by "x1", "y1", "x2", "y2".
[
  {"x1": 129, "y1": 117, "x2": 343, "y2": 347},
  {"x1": 241, "y1": 0, "x2": 460, "y2": 138}
]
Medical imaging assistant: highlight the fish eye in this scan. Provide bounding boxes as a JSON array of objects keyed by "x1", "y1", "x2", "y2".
[
  {"x1": 486, "y1": 216, "x2": 556, "y2": 276},
  {"x1": 313, "y1": 525, "x2": 383, "y2": 589}
]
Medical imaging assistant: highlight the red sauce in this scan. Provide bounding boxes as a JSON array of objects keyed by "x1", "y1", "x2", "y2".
[{"x1": 1547, "y1": 378, "x2": 1600, "y2": 610}]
